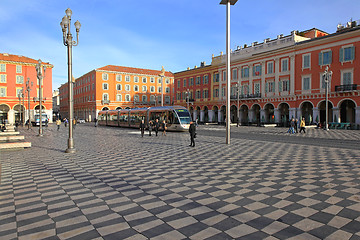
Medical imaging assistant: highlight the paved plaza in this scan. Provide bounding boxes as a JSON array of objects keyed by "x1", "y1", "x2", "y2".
[{"x1": 0, "y1": 124, "x2": 360, "y2": 240}]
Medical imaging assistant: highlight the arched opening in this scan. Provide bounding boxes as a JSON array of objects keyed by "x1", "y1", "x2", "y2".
[
  {"x1": 278, "y1": 102, "x2": 290, "y2": 126},
  {"x1": 115, "y1": 107, "x2": 122, "y2": 110},
  {"x1": 13, "y1": 104, "x2": 26, "y2": 123},
  {"x1": 240, "y1": 105, "x2": 249, "y2": 124},
  {"x1": 318, "y1": 101, "x2": 333, "y2": 125},
  {"x1": 300, "y1": 101, "x2": 313, "y2": 125},
  {"x1": 340, "y1": 100, "x2": 356, "y2": 123},
  {"x1": 203, "y1": 106, "x2": 209, "y2": 123},
  {"x1": 220, "y1": 105, "x2": 226, "y2": 124},
  {"x1": 212, "y1": 106, "x2": 219, "y2": 123},
  {"x1": 0, "y1": 104, "x2": 10, "y2": 124},
  {"x1": 102, "y1": 107, "x2": 109, "y2": 111},
  {"x1": 264, "y1": 104, "x2": 274, "y2": 123},
  {"x1": 251, "y1": 104, "x2": 261, "y2": 125},
  {"x1": 196, "y1": 106, "x2": 201, "y2": 122},
  {"x1": 230, "y1": 105, "x2": 238, "y2": 123},
  {"x1": 34, "y1": 104, "x2": 46, "y2": 110}
]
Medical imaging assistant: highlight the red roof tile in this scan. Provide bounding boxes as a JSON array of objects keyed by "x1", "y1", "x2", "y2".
[
  {"x1": 97, "y1": 65, "x2": 173, "y2": 77},
  {"x1": 0, "y1": 53, "x2": 51, "y2": 65}
]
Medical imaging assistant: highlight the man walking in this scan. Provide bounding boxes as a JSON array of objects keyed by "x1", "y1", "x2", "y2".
[
  {"x1": 189, "y1": 121, "x2": 196, "y2": 147},
  {"x1": 140, "y1": 119, "x2": 146, "y2": 137},
  {"x1": 56, "y1": 119, "x2": 61, "y2": 131},
  {"x1": 154, "y1": 119, "x2": 159, "y2": 136},
  {"x1": 299, "y1": 117, "x2": 306, "y2": 133}
]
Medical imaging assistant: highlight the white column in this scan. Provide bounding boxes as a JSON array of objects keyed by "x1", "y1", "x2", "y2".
[
  {"x1": 8, "y1": 109, "x2": 15, "y2": 125},
  {"x1": 332, "y1": 107, "x2": 340, "y2": 123},
  {"x1": 296, "y1": 108, "x2": 302, "y2": 120},
  {"x1": 208, "y1": 110, "x2": 214, "y2": 123},
  {"x1": 200, "y1": 110, "x2": 204, "y2": 123},
  {"x1": 274, "y1": 109, "x2": 280, "y2": 124},
  {"x1": 193, "y1": 110, "x2": 197, "y2": 121},
  {"x1": 355, "y1": 107, "x2": 360, "y2": 125},
  {"x1": 248, "y1": 109, "x2": 254, "y2": 123},
  {"x1": 289, "y1": 108, "x2": 296, "y2": 120},
  {"x1": 313, "y1": 107, "x2": 320, "y2": 124},
  {"x1": 260, "y1": 109, "x2": 265, "y2": 123},
  {"x1": 218, "y1": 109, "x2": 222, "y2": 122}
]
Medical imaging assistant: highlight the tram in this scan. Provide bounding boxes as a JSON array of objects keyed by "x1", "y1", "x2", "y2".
[{"x1": 98, "y1": 106, "x2": 192, "y2": 131}]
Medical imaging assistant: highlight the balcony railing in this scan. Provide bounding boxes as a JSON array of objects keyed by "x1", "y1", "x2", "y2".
[
  {"x1": 230, "y1": 93, "x2": 261, "y2": 100},
  {"x1": 335, "y1": 84, "x2": 357, "y2": 92},
  {"x1": 101, "y1": 99, "x2": 110, "y2": 105}
]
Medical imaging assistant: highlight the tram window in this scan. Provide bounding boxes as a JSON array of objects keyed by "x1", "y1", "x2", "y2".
[{"x1": 168, "y1": 111, "x2": 175, "y2": 124}]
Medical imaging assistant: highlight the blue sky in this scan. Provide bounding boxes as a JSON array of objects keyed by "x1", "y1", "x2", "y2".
[{"x1": 1, "y1": 0, "x2": 359, "y2": 91}]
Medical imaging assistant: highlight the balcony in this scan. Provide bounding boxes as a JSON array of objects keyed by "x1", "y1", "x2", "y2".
[
  {"x1": 230, "y1": 93, "x2": 261, "y2": 100},
  {"x1": 335, "y1": 84, "x2": 357, "y2": 92},
  {"x1": 101, "y1": 99, "x2": 110, "y2": 105}
]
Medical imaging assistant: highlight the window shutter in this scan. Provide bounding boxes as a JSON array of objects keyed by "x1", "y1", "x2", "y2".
[
  {"x1": 329, "y1": 51, "x2": 332, "y2": 64},
  {"x1": 265, "y1": 82, "x2": 268, "y2": 93},
  {"x1": 259, "y1": 65, "x2": 262, "y2": 75},
  {"x1": 279, "y1": 81, "x2": 283, "y2": 92},
  {"x1": 253, "y1": 66, "x2": 256, "y2": 76},
  {"x1": 287, "y1": 81, "x2": 289, "y2": 91},
  {"x1": 351, "y1": 46, "x2": 355, "y2": 60},
  {"x1": 241, "y1": 68, "x2": 244, "y2": 78},
  {"x1": 339, "y1": 48, "x2": 344, "y2": 62},
  {"x1": 319, "y1": 53, "x2": 323, "y2": 66}
]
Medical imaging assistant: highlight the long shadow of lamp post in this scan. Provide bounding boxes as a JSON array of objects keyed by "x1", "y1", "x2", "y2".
[{"x1": 60, "y1": 8, "x2": 81, "y2": 153}]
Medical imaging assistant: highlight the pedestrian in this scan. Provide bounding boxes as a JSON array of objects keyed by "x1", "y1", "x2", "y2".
[
  {"x1": 162, "y1": 120, "x2": 167, "y2": 136},
  {"x1": 64, "y1": 118, "x2": 68, "y2": 127},
  {"x1": 140, "y1": 119, "x2": 146, "y2": 137},
  {"x1": 189, "y1": 121, "x2": 196, "y2": 147},
  {"x1": 288, "y1": 118, "x2": 295, "y2": 134},
  {"x1": 94, "y1": 118, "x2": 98, "y2": 127},
  {"x1": 299, "y1": 117, "x2": 306, "y2": 133},
  {"x1": 294, "y1": 118, "x2": 298, "y2": 133},
  {"x1": 73, "y1": 118, "x2": 76, "y2": 129},
  {"x1": 45, "y1": 118, "x2": 48, "y2": 127},
  {"x1": 148, "y1": 120, "x2": 153, "y2": 136},
  {"x1": 154, "y1": 119, "x2": 159, "y2": 136},
  {"x1": 56, "y1": 119, "x2": 61, "y2": 131}
]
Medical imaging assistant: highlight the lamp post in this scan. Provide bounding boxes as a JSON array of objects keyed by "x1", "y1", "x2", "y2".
[
  {"x1": 323, "y1": 66, "x2": 333, "y2": 131},
  {"x1": 60, "y1": 8, "x2": 81, "y2": 153},
  {"x1": 159, "y1": 66, "x2": 165, "y2": 106},
  {"x1": 186, "y1": 89, "x2": 190, "y2": 110},
  {"x1": 235, "y1": 82, "x2": 240, "y2": 127},
  {"x1": 35, "y1": 59, "x2": 46, "y2": 137},
  {"x1": 220, "y1": 0, "x2": 238, "y2": 144},
  {"x1": 17, "y1": 90, "x2": 23, "y2": 126},
  {"x1": 25, "y1": 78, "x2": 33, "y2": 130},
  {"x1": 22, "y1": 88, "x2": 25, "y2": 127}
]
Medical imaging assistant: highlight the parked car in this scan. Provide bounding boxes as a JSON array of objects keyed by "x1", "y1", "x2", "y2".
[{"x1": 77, "y1": 119, "x2": 85, "y2": 123}]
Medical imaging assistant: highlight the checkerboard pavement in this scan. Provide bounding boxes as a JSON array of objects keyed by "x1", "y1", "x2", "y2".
[{"x1": 0, "y1": 124, "x2": 359, "y2": 239}]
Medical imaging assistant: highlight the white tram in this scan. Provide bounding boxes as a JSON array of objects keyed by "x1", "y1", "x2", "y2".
[{"x1": 98, "y1": 106, "x2": 192, "y2": 131}]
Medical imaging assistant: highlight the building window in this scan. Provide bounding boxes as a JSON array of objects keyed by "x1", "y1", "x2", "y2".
[
  {"x1": 158, "y1": 78, "x2": 162, "y2": 84},
  {"x1": 190, "y1": 77, "x2": 194, "y2": 86},
  {"x1": 150, "y1": 77, "x2": 155, "y2": 83},
  {"x1": 0, "y1": 74, "x2": 6, "y2": 83},
  {"x1": 221, "y1": 87, "x2": 225, "y2": 97},
  {"x1": 102, "y1": 93, "x2": 109, "y2": 101},
  {"x1": 165, "y1": 96, "x2": 170, "y2": 104},
  {"x1": 222, "y1": 71, "x2": 226, "y2": 81},
  {"x1": 232, "y1": 69, "x2": 238, "y2": 80},
  {"x1": 177, "y1": 80, "x2": 181, "y2": 88},
  {"x1": 125, "y1": 94, "x2": 131, "y2": 102},
  {"x1": 204, "y1": 75, "x2": 209, "y2": 84},
  {"x1": 203, "y1": 89, "x2": 209, "y2": 98},
  {"x1": 165, "y1": 78, "x2": 170, "y2": 84},
  {"x1": 125, "y1": 75, "x2": 130, "y2": 82},
  {"x1": 340, "y1": 46, "x2": 355, "y2": 62},
  {"x1": 342, "y1": 70, "x2": 353, "y2": 85},
  {"x1": 279, "y1": 80, "x2": 289, "y2": 92},
  {"x1": 142, "y1": 86, "x2": 147, "y2": 92},
  {"x1": 183, "y1": 79, "x2": 186, "y2": 87},
  {"x1": 142, "y1": 95, "x2": 147, "y2": 102},
  {"x1": 240, "y1": 67, "x2": 248, "y2": 78},
  {"x1": 116, "y1": 94, "x2": 122, "y2": 101},
  {"x1": 16, "y1": 65, "x2": 22, "y2": 74},
  {"x1": 125, "y1": 84, "x2": 130, "y2": 91},
  {"x1": 165, "y1": 87, "x2": 170, "y2": 93},
  {"x1": 253, "y1": 65, "x2": 262, "y2": 76},
  {"x1": 213, "y1": 73, "x2": 219, "y2": 82},
  {"x1": 134, "y1": 76, "x2": 139, "y2": 83},
  {"x1": 213, "y1": 88, "x2": 219, "y2": 97},
  {"x1": 116, "y1": 84, "x2": 122, "y2": 91},
  {"x1": 196, "y1": 76, "x2": 201, "y2": 85},
  {"x1": 0, "y1": 64, "x2": 6, "y2": 72},
  {"x1": 142, "y1": 77, "x2": 147, "y2": 83},
  {"x1": 116, "y1": 75, "x2": 122, "y2": 82},
  {"x1": 0, "y1": 87, "x2": 6, "y2": 97},
  {"x1": 195, "y1": 90, "x2": 201, "y2": 99},
  {"x1": 281, "y1": 59, "x2": 289, "y2": 72},
  {"x1": 303, "y1": 54, "x2": 311, "y2": 69},
  {"x1": 254, "y1": 83, "x2": 260, "y2": 94},
  {"x1": 319, "y1": 50, "x2": 332, "y2": 66},
  {"x1": 102, "y1": 73, "x2": 108, "y2": 80},
  {"x1": 134, "y1": 85, "x2": 139, "y2": 92},
  {"x1": 158, "y1": 87, "x2": 162, "y2": 93},
  {"x1": 267, "y1": 62, "x2": 274, "y2": 74},
  {"x1": 150, "y1": 86, "x2": 155, "y2": 92},
  {"x1": 102, "y1": 83, "x2": 108, "y2": 90},
  {"x1": 302, "y1": 76, "x2": 311, "y2": 91},
  {"x1": 134, "y1": 95, "x2": 139, "y2": 102},
  {"x1": 150, "y1": 95, "x2": 155, "y2": 102},
  {"x1": 265, "y1": 81, "x2": 275, "y2": 93}
]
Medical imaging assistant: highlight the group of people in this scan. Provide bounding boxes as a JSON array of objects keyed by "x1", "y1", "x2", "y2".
[
  {"x1": 139, "y1": 119, "x2": 166, "y2": 137},
  {"x1": 56, "y1": 118, "x2": 77, "y2": 131},
  {"x1": 288, "y1": 117, "x2": 306, "y2": 134}
]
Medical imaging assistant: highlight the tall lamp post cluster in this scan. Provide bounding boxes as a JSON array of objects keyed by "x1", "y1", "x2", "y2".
[
  {"x1": 17, "y1": 88, "x2": 24, "y2": 127},
  {"x1": 159, "y1": 66, "x2": 165, "y2": 107},
  {"x1": 25, "y1": 78, "x2": 33, "y2": 130},
  {"x1": 220, "y1": 0, "x2": 238, "y2": 144},
  {"x1": 35, "y1": 59, "x2": 46, "y2": 136},
  {"x1": 60, "y1": 8, "x2": 81, "y2": 153},
  {"x1": 323, "y1": 66, "x2": 333, "y2": 131}
]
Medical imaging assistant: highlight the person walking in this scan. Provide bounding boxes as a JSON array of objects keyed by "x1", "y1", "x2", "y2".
[
  {"x1": 294, "y1": 118, "x2": 298, "y2": 133},
  {"x1": 154, "y1": 119, "x2": 159, "y2": 136},
  {"x1": 148, "y1": 120, "x2": 153, "y2": 136},
  {"x1": 94, "y1": 118, "x2": 98, "y2": 127},
  {"x1": 288, "y1": 118, "x2": 295, "y2": 134},
  {"x1": 140, "y1": 119, "x2": 146, "y2": 137},
  {"x1": 64, "y1": 118, "x2": 68, "y2": 127},
  {"x1": 189, "y1": 121, "x2": 196, "y2": 147},
  {"x1": 56, "y1": 119, "x2": 61, "y2": 131},
  {"x1": 299, "y1": 117, "x2": 306, "y2": 133},
  {"x1": 162, "y1": 120, "x2": 167, "y2": 136},
  {"x1": 73, "y1": 118, "x2": 76, "y2": 130}
]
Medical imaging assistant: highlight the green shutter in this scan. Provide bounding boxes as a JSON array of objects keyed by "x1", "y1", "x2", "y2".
[
  {"x1": 319, "y1": 53, "x2": 323, "y2": 66},
  {"x1": 339, "y1": 48, "x2": 344, "y2": 62},
  {"x1": 351, "y1": 46, "x2": 355, "y2": 61},
  {"x1": 329, "y1": 51, "x2": 332, "y2": 64},
  {"x1": 265, "y1": 82, "x2": 268, "y2": 93},
  {"x1": 259, "y1": 65, "x2": 262, "y2": 76},
  {"x1": 279, "y1": 81, "x2": 283, "y2": 92}
]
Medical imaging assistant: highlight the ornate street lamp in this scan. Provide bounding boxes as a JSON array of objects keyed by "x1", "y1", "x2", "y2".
[
  {"x1": 220, "y1": 0, "x2": 238, "y2": 144},
  {"x1": 35, "y1": 59, "x2": 46, "y2": 136},
  {"x1": 60, "y1": 8, "x2": 81, "y2": 153},
  {"x1": 323, "y1": 66, "x2": 333, "y2": 131},
  {"x1": 159, "y1": 66, "x2": 165, "y2": 106},
  {"x1": 235, "y1": 82, "x2": 240, "y2": 127},
  {"x1": 186, "y1": 89, "x2": 190, "y2": 110},
  {"x1": 25, "y1": 78, "x2": 33, "y2": 130}
]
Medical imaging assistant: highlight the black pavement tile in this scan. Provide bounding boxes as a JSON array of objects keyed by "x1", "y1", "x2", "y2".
[
  {"x1": 309, "y1": 211, "x2": 335, "y2": 224},
  {"x1": 308, "y1": 225, "x2": 338, "y2": 239},
  {"x1": 162, "y1": 212, "x2": 190, "y2": 223},
  {"x1": 238, "y1": 231, "x2": 270, "y2": 240},
  {"x1": 276, "y1": 212, "x2": 304, "y2": 225},
  {"x1": 85, "y1": 209, "x2": 115, "y2": 221},
  {"x1": 178, "y1": 222, "x2": 208, "y2": 237},
  {"x1": 206, "y1": 232, "x2": 233, "y2": 240},
  {"x1": 52, "y1": 210, "x2": 84, "y2": 222},
  {"x1": 93, "y1": 217, "x2": 126, "y2": 229},
  {"x1": 56, "y1": 221, "x2": 92, "y2": 235},
  {"x1": 212, "y1": 217, "x2": 242, "y2": 232},
  {"x1": 246, "y1": 216, "x2": 275, "y2": 230},
  {"x1": 273, "y1": 226, "x2": 304, "y2": 239},
  {"x1": 338, "y1": 208, "x2": 360, "y2": 220},
  {"x1": 18, "y1": 223, "x2": 55, "y2": 237},
  {"x1": 0, "y1": 229, "x2": 17, "y2": 238},
  {"x1": 341, "y1": 220, "x2": 360, "y2": 234},
  {"x1": 67, "y1": 228, "x2": 101, "y2": 240},
  {"x1": 141, "y1": 223, "x2": 175, "y2": 239}
]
